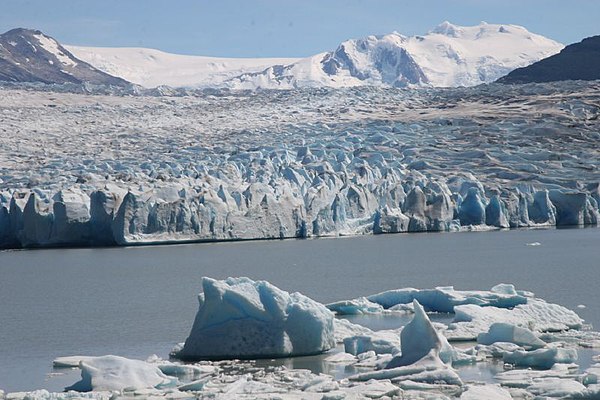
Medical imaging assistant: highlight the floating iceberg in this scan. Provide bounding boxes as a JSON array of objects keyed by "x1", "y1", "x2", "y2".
[
  {"x1": 356, "y1": 284, "x2": 527, "y2": 313},
  {"x1": 343, "y1": 330, "x2": 401, "y2": 356},
  {"x1": 460, "y1": 384, "x2": 512, "y2": 400},
  {"x1": 446, "y1": 299, "x2": 583, "y2": 340},
  {"x1": 64, "y1": 355, "x2": 178, "y2": 392},
  {"x1": 502, "y1": 347, "x2": 578, "y2": 369},
  {"x1": 386, "y1": 300, "x2": 447, "y2": 368},
  {"x1": 477, "y1": 322, "x2": 547, "y2": 349},
  {"x1": 176, "y1": 277, "x2": 335, "y2": 360},
  {"x1": 349, "y1": 301, "x2": 463, "y2": 387},
  {"x1": 327, "y1": 296, "x2": 384, "y2": 315}
]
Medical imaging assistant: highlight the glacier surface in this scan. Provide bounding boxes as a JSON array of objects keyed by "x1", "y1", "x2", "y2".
[{"x1": 0, "y1": 81, "x2": 599, "y2": 248}]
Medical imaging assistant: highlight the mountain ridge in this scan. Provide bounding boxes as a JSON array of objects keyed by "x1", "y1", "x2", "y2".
[
  {"x1": 0, "y1": 23, "x2": 565, "y2": 89},
  {"x1": 0, "y1": 28, "x2": 130, "y2": 86},
  {"x1": 226, "y1": 22, "x2": 564, "y2": 89}
]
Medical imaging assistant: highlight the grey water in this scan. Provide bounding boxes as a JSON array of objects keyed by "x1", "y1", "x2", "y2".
[{"x1": 0, "y1": 227, "x2": 599, "y2": 392}]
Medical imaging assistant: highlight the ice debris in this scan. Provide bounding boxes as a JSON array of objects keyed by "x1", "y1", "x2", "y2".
[
  {"x1": 9, "y1": 282, "x2": 600, "y2": 399},
  {"x1": 176, "y1": 277, "x2": 335, "y2": 360}
]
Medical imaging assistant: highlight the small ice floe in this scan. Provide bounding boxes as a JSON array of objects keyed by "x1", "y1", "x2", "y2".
[
  {"x1": 460, "y1": 384, "x2": 512, "y2": 400},
  {"x1": 63, "y1": 355, "x2": 178, "y2": 391},
  {"x1": 362, "y1": 283, "x2": 528, "y2": 314},
  {"x1": 477, "y1": 322, "x2": 546, "y2": 349},
  {"x1": 578, "y1": 304, "x2": 587, "y2": 309},
  {"x1": 327, "y1": 296, "x2": 384, "y2": 315}
]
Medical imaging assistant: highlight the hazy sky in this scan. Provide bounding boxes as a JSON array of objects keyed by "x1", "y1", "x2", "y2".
[{"x1": 1, "y1": 0, "x2": 598, "y2": 57}]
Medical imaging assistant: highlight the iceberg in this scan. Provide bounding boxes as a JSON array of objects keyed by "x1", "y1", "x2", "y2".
[
  {"x1": 176, "y1": 277, "x2": 335, "y2": 360},
  {"x1": 460, "y1": 384, "x2": 512, "y2": 400},
  {"x1": 349, "y1": 301, "x2": 463, "y2": 387},
  {"x1": 446, "y1": 299, "x2": 583, "y2": 340},
  {"x1": 527, "y1": 378, "x2": 587, "y2": 397},
  {"x1": 343, "y1": 330, "x2": 401, "y2": 356},
  {"x1": 326, "y1": 296, "x2": 384, "y2": 315},
  {"x1": 386, "y1": 300, "x2": 446, "y2": 368},
  {"x1": 502, "y1": 347, "x2": 578, "y2": 369},
  {"x1": 477, "y1": 322, "x2": 547, "y2": 349},
  {"x1": 64, "y1": 355, "x2": 178, "y2": 391},
  {"x1": 365, "y1": 284, "x2": 527, "y2": 313}
]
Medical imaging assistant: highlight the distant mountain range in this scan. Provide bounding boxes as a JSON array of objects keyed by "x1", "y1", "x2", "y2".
[
  {"x1": 224, "y1": 22, "x2": 563, "y2": 89},
  {"x1": 67, "y1": 22, "x2": 563, "y2": 89},
  {"x1": 2, "y1": 23, "x2": 591, "y2": 89},
  {"x1": 498, "y1": 35, "x2": 600, "y2": 84},
  {"x1": 0, "y1": 28, "x2": 128, "y2": 86}
]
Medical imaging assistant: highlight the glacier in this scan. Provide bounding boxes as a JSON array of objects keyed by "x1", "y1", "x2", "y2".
[{"x1": 0, "y1": 80, "x2": 599, "y2": 249}]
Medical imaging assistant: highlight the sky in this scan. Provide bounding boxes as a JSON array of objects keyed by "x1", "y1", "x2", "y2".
[{"x1": 1, "y1": 0, "x2": 599, "y2": 58}]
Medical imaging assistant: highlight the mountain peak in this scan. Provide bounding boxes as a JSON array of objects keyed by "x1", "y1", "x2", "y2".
[
  {"x1": 3, "y1": 27, "x2": 43, "y2": 36},
  {"x1": 431, "y1": 21, "x2": 462, "y2": 37}
]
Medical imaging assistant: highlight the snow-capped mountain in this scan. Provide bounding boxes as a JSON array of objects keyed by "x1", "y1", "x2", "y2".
[
  {"x1": 228, "y1": 22, "x2": 564, "y2": 89},
  {"x1": 66, "y1": 45, "x2": 299, "y2": 88},
  {"x1": 0, "y1": 28, "x2": 129, "y2": 86},
  {"x1": 2, "y1": 22, "x2": 564, "y2": 89}
]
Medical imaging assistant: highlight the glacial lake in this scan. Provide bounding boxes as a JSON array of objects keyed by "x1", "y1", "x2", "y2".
[{"x1": 0, "y1": 227, "x2": 599, "y2": 392}]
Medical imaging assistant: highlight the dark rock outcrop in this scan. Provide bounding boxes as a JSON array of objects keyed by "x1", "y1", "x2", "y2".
[{"x1": 498, "y1": 35, "x2": 600, "y2": 83}]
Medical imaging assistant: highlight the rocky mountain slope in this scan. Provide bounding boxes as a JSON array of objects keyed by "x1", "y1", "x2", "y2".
[
  {"x1": 0, "y1": 28, "x2": 129, "y2": 86},
  {"x1": 498, "y1": 35, "x2": 600, "y2": 83}
]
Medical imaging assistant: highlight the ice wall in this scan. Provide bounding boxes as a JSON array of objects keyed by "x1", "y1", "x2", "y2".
[{"x1": 0, "y1": 172, "x2": 597, "y2": 248}]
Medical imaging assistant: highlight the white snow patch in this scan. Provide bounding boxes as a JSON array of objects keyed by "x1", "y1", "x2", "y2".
[{"x1": 34, "y1": 33, "x2": 78, "y2": 67}]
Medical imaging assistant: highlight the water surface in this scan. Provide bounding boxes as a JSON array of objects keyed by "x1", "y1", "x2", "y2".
[{"x1": 0, "y1": 228, "x2": 598, "y2": 391}]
